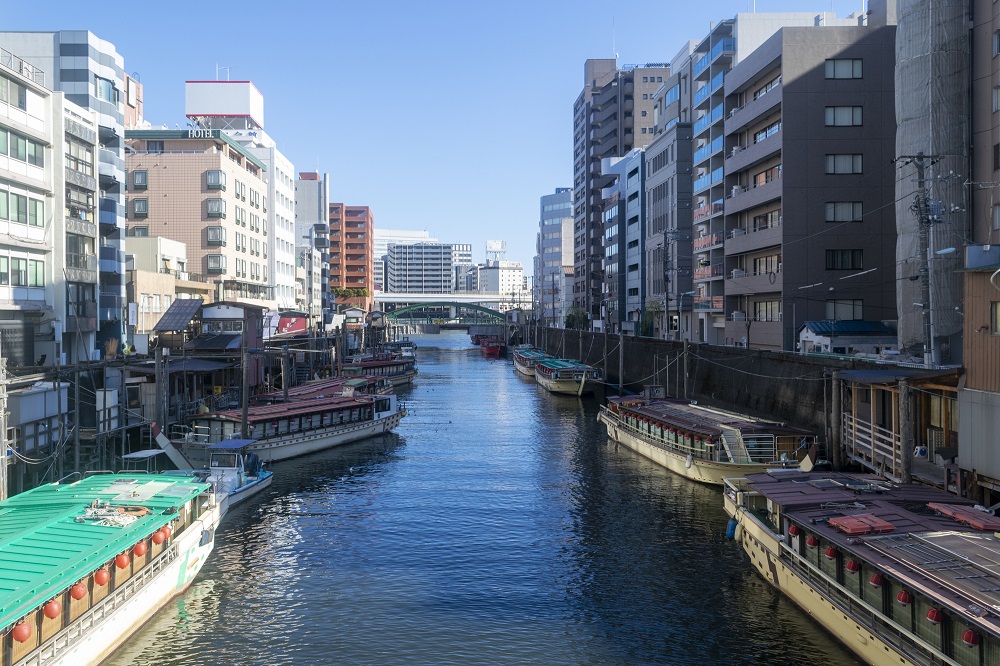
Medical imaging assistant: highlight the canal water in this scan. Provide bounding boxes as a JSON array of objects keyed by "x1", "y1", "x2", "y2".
[{"x1": 107, "y1": 331, "x2": 859, "y2": 666}]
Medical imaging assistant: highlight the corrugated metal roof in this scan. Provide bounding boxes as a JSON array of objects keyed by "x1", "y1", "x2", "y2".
[
  {"x1": 152, "y1": 298, "x2": 203, "y2": 332},
  {"x1": 800, "y1": 320, "x2": 894, "y2": 336},
  {"x1": 0, "y1": 474, "x2": 209, "y2": 630}
]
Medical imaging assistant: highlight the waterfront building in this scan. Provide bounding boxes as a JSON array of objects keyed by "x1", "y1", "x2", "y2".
[
  {"x1": 124, "y1": 236, "x2": 212, "y2": 335},
  {"x1": 572, "y1": 60, "x2": 669, "y2": 328},
  {"x1": 373, "y1": 228, "x2": 436, "y2": 293},
  {"x1": 123, "y1": 129, "x2": 275, "y2": 309},
  {"x1": 0, "y1": 31, "x2": 132, "y2": 355},
  {"x1": 294, "y1": 171, "x2": 330, "y2": 323},
  {"x1": 720, "y1": 3, "x2": 898, "y2": 350},
  {"x1": 600, "y1": 150, "x2": 647, "y2": 335},
  {"x1": 685, "y1": 11, "x2": 863, "y2": 345},
  {"x1": 185, "y1": 80, "x2": 297, "y2": 310},
  {"x1": 295, "y1": 244, "x2": 322, "y2": 322},
  {"x1": 387, "y1": 242, "x2": 467, "y2": 294},
  {"x1": 329, "y1": 203, "x2": 374, "y2": 312},
  {"x1": 534, "y1": 188, "x2": 573, "y2": 327},
  {"x1": 0, "y1": 47, "x2": 101, "y2": 367}
]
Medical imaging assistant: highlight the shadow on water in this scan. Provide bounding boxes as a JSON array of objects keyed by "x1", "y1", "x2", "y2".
[{"x1": 105, "y1": 330, "x2": 859, "y2": 666}]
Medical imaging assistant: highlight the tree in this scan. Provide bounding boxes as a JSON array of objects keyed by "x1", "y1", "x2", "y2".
[{"x1": 565, "y1": 306, "x2": 588, "y2": 330}]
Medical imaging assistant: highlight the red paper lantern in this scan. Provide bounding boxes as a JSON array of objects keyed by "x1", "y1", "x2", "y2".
[
  {"x1": 151, "y1": 530, "x2": 166, "y2": 545},
  {"x1": 43, "y1": 600, "x2": 61, "y2": 619},
  {"x1": 805, "y1": 535, "x2": 819, "y2": 548},
  {"x1": 115, "y1": 553, "x2": 130, "y2": 569},
  {"x1": 161, "y1": 524, "x2": 173, "y2": 539},
  {"x1": 788, "y1": 524, "x2": 800, "y2": 537},
  {"x1": 926, "y1": 608, "x2": 943, "y2": 625},
  {"x1": 846, "y1": 560, "x2": 861, "y2": 574},
  {"x1": 70, "y1": 583, "x2": 87, "y2": 600},
  {"x1": 868, "y1": 573, "x2": 883, "y2": 588},
  {"x1": 962, "y1": 629, "x2": 982, "y2": 647},
  {"x1": 94, "y1": 569, "x2": 110, "y2": 586},
  {"x1": 11, "y1": 622, "x2": 31, "y2": 643},
  {"x1": 824, "y1": 546, "x2": 837, "y2": 560},
  {"x1": 134, "y1": 541, "x2": 148, "y2": 557},
  {"x1": 896, "y1": 590, "x2": 912, "y2": 606}
]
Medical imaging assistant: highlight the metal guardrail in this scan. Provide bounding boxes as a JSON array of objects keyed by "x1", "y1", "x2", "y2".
[{"x1": 1, "y1": 48, "x2": 44, "y2": 85}]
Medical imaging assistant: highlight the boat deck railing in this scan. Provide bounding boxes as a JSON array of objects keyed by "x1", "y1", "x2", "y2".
[{"x1": 17, "y1": 544, "x2": 180, "y2": 666}]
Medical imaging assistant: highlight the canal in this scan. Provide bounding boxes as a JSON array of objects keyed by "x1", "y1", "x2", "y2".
[{"x1": 106, "y1": 331, "x2": 859, "y2": 665}]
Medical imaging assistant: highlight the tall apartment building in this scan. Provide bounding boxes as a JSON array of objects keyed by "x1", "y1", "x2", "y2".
[
  {"x1": 329, "y1": 204, "x2": 374, "y2": 312},
  {"x1": 600, "y1": 150, "x2": 648, "y2": 334},
  {"x1": 0, "y1": 31, "x2": 133, "y2": 353},
  {"x1": 573, "y1": 60, "x2": 669, "y2": 326},
  {"x1": 123, "y1": 130, "x2": 274, "y2": 308},
  {"x1": 534, "y1": 188, "x2": 573, "y2": 327},
  {"x1": 687, "y1": 12, "x2": 861, "y2": 344},
  {"x1": 387, "y1": 242, "x2": 466, "y2": 294},
  {"x1": 295, "y1": 172, "x2": 330, "y2": 320},
  {"x1": 718, "y1": 6, "x2": 897, "y2": 350},
  {"x1": 185, "y1": 81, "x2": 297, "y2": 309},
  {"x1": 0, "y1": 50, "x2": 100, "y2": 366},
  {"x1": 373, "y1": 229, "x2": 436, "y2": 292}
]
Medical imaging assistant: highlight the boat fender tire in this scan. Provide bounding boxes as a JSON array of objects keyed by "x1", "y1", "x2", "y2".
[{"x1": 726, "y1": 518, "x2": 738, "y2": 539}]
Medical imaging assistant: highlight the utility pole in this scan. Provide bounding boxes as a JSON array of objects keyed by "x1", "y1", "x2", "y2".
[
  {"x1": 282, "y1": 345, "x2": 290, "y2": 401},
  {"x1": 900, "y1": 151, "x2": 937, "y2": 367},
  {"x1": 240, "y1": 329, "x2": 250, "y2": 439}
]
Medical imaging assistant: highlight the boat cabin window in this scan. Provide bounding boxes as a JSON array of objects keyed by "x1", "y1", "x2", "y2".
[{"x1": 211, "y1": 453, "x2": 238, "y2": 467}]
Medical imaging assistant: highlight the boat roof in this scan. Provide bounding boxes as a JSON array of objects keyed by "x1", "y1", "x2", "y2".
[
  {"x1": 207, "y1": 439, "x2": 257, "y2": 450},
  {"x1": 252, "y1": 377, "x2": 386, "y2": 404},
  {"x1": 205, "y1": 393, "x2": 377, "y2": 423},
  {"x1": 513, "y1": 348, "x2": 549, "y2": 359},
  {"x1": 121, "y1": 449, "x2": 169, "y2": 460},
  {"x1": 740, "y1": 470, "x2": 1000, "y2": 632},
  {"x1": 0, "y1": 473, "x2": 210, "y2": 631},
  {"x1": 609, "y1": 396, "x2": 814, "y2": 438},
  {"x1": 536, "y1": 358, "x2": 592, "y2": 370}
]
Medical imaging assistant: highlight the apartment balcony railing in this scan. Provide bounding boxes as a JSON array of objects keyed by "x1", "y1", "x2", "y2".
[
  {"x1": 693, "y1": 167, "x2": 724, "y2": 193},
  {"x1": 693, "y1": 263, "x2": 725, "y2": 281},
  {"x1": 693, "y1": 71, "x2": 725, "y2": 106},
  {"x1": 693, "y1": 136, "x2": 724, "y2": 165},
  {"x1": 692, "y1": 38, "x2": 735, "y2": 77},
  {"x1": 693, "y1": 104, "x2": 723, "y2": 135},
  {"x1": 692, "y1": 201, "x2": 724, "y2": 222},
  {"x1": 693, "y1": 233, "x2": 723, "y2": 251},
  {"x1": 1, "y1": 47, "x2": 44, "y2": 85},
  {"x1": 67, "y1": 253, "x2": 98, "y2": 272},
  {"x1": 693, "y1": 295, "x2": 724, "y2": 311}
]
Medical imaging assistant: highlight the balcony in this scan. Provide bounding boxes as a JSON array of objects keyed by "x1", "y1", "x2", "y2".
[
  {"x1": 693, "y1": 167, "x2": 724, "y2": 194},
  {"x1": 692, "y1": 38, "x2": 735, "y2": 77},
  {"x1": 725, "y1": 79, "x2": 782, "y2": 135},
  {"x1": 99, "y1": 245, "x2": 124, "y2": 274},
  {"x1": 725, "y1": 318, "x2": 783, "y2": 350},
  {"x1": 693, "y1": 262, "x2": 724, "y2": 281},
  {"x1": 66, "y1": 300, "x2": 98, "y2": 333},
  {"x1": 725, "y1": 269, "x2": 783, "y2": 296},
  {"x1": 693, "y1": 295, "x2": 724, "y2": 311},
  {"x1": 693, "y1": 136, "x2": 724, "y2": 165},
  {"x1": 98, "y1": 197, "x2": 122, "y2": 230},
  {"x1": 725, "y1": 127, "x2": 782, "y2": 174},
  {"x1": 693, "y1": 104, "x2": 723, "y2": 135},
  {"x1": 99, "y1": 290, "x2": 124, "y2": 322},
  {"x1": 726, "y1": 223, "x2": 782, "y2": 255},
  {"x1": 693, "y1": 233, "x2": 723, "y2": 251},
  {"x1": 693, "y1": 71, "x2": 725, "y2": 107},
  {"x1": 98, "y1": 149, "x2": 124, "y2": 185},
  {"x1": 693, "y1": 201, "x2": 724, "y2": 222},
  {"x1": 726, "y1": 174, "x2": 782, "y2": 215}
]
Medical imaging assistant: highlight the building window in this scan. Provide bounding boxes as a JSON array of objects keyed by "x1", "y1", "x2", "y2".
[
  {"x1": 826, "y1": 299, "x2": 863, "y2": 320},
  {"x1": 0, "y1": 257, "x2": 7, "y2": 284},
  {"x1": 825, "y1": 154, "x2": 862, "y2": 174},
  {"x1": 95, "y1": 76, "x2": 118, "y2": 104},
  {"x1": 994, "y1": 30, "x2": 1000, "y2": 57},
  {"x1": 26, "y1": 139, "x2": 43, "y2": 167},
  {"x1": 753, "y1": 254, "x2": 781, "y2": 275},
  {"x1": 753, "y1": 164, "x2": 781, "y2": 187},
  {"x1": 132, "y1": 198, "x2": 148, "y2": 218},
  {"x1": 206, "y1": 170, "x2": 227, "y2": 191},
  {"x1": 28, "y1": 259, "x2": 44, "y2": 287},
  {"x1": 825, "y1": 202, "x2": 863, "y2": 222},
  {"x1": 146, "y1": 140, "x2": 163, "y2": 154},
  {"x1": 66, "y1": 139, "x2": 94, "y2": 176},
  {"x1": 995, "y1": 204, "x2": 1000, "y2": 230},
  {"x1": 28, "y1": 199, "x2": 43, "y2": 227},
  {"x1": 207, "y1": 226, "x2": 227, "y2": 246},
  {"x1": 753, "y1": 300, "x2": 781, "y2": 322},
  {"x1": 754, "y1": 121, "x2": 781, "y2": 143},
  {"x1": 0, "y1": 76, "x2": 27, "y2": 110},
  {"x1": 206, "y1": 198, "x2": 226, "y2": 218},
  {"x1": 826, "y1": 249, "x2": 863, "y2": 270},
  {"x1": 825, "y1": 59, "x2": 862, "y2": 79},
  {"x1": 10, "y1": 257, "x2": 26, "y2": 286},
  {"x1": 132, "y1": 169, "x2": 147, "y2": 189},
  {"x1": 130, "y1": 226, "x2": 149, "y2": 237},
  {"x1": 207, "y1": 254, "x2": 227, "y2": 274},
  {"x1": 824, "y1": 106, "x2": 862, "y2": 126},
  {"x1": 9, "y1": 194, "x2": 26, "y2": 224},
  {"x1": 992, "y1": 302, "x2": 1000, "y2": 334}
]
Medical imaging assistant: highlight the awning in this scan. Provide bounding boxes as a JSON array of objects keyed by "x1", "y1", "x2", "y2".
[{"x1": 126, "y1": 358, "x2": 235, "y2": 375}]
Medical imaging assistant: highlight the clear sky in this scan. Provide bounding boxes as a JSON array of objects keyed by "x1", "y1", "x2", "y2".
[{"x1": 6, "y1": 0, "x2": 867, "y2": 274}]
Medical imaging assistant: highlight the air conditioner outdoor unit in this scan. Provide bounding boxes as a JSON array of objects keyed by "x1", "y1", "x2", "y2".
[
  {"x1": 732, "y1": 311, "x2": 746, "y2": 321},
  {"x1": 731, "y1": 269, "x2": 746, "y2": 279}
]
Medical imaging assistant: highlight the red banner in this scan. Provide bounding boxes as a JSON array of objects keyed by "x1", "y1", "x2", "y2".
[{"x1": 277, "y1": 317, "x2": 306, "y2": 334}]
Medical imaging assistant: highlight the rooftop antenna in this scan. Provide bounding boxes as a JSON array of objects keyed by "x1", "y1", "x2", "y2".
[{"x1": 215, "y1": 64, "x2": 236, "y2": 81}]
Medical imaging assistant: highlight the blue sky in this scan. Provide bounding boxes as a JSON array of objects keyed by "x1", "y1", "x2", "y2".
[{"x1": 7, "y1": 0, "x2": 866, "y2": 274}]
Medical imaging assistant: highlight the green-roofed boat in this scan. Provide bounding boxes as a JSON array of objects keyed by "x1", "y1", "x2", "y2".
[
  {"x1": 0, "y1": 473, "x2": 222, "y2": 666},
  {"x1": 511, "y1": 346, "x2": 550, "y2": 377},
  {"x1": 534, "y1": 358, "x2": 601, "y2": 395}
]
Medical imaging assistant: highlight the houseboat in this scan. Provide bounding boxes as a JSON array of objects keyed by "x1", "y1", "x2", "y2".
[
  {"x1": 480, "y1": 338, "x2": 504, "y2": 359},
  {"x1": 724, "y1": 469, "x2": 1000, "y2": 666},
  {"x1": 0, "y1": 473, "x2": 221, "y2": 666},
  {"x1": 534, "y1": 358, "x2": 601, "y2": 395},
  {"x1": 176, "y1": 393, "x2": 406, "y2": 464},
  {"x1": 511, "y1": 347, "x2": 549, "y2": 377},
  {"x1": 340, "y1": 354, "x2": 417, "y2": 388},
  {"x1": 251, "y1": 376, "x2": 393, "y2": 406},
  {"x1": 598, "y1": 391, "x2": 812, "y2": 485}
]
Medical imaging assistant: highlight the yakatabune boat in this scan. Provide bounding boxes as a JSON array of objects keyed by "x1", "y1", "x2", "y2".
[
  {"x1": 534, "y1": 358, "x2": 601, "y2": 395},
  {"x1": 725, "y1": 469, "x2": 1000, "y2": 666},
  {"x1": 597, "y1": 391, "x2": 813, "y2": 485},
  {"x1": 0, "y1": 473, "x2": 221, "y2": 666},
  {"x1": 511, "y1": 347, "x2": 549, "y2": 376}
]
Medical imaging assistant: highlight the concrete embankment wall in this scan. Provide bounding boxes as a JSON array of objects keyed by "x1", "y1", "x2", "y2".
[{"x1": 534, "y1": 327, "x2": 871, "y2": 441}]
